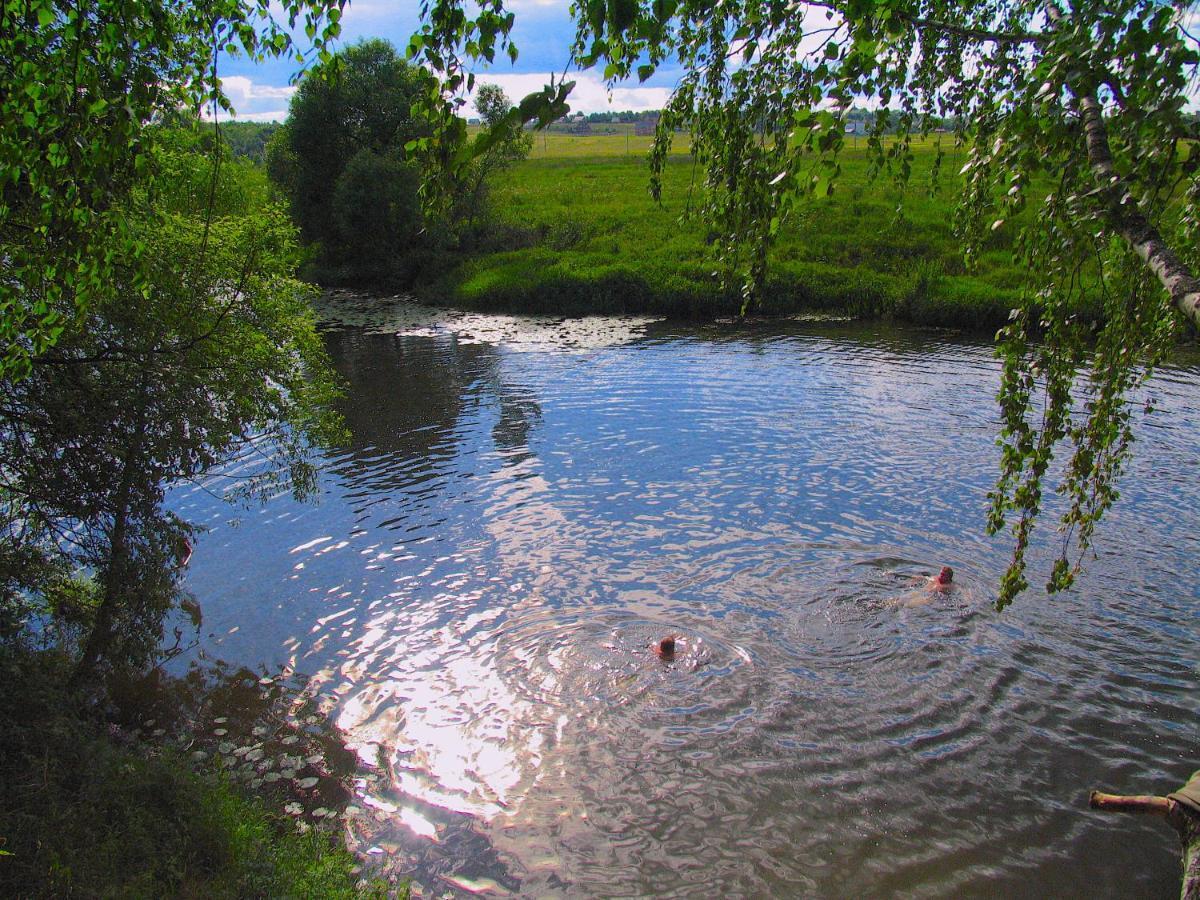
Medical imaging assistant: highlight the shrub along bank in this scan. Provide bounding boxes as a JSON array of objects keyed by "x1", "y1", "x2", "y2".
[
  {"x1": 418, "y1": 135, "x2": 1085, "y2": 331},
  {"x1": 0, "y1": 651, "x2": 390, "y2": 899}
]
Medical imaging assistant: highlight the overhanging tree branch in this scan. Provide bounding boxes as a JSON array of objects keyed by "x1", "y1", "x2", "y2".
[
  {"x1": 902, "y1": 14, "x2": 1044, "y2": 45},
  {"x1": 1074, "y1": 83, "x2": 1200, "y2": 329},
  {"x1": 1091, "y1": 778, "x2": 1200, "y2": 900},
  {"x1": 801, "y1": 0, "x2": 1044, "y2": 44},
  {"x1": 1070, "y1": 90, "x2": 1200, "y2": 328},
  {"x1": 1042, "y1": 2, "x2": 1200, "y2": 330}
]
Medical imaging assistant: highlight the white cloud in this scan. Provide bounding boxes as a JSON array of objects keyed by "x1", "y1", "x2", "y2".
[
  {"x1": 465, "y1": 70, "x2": 672, "y2": 117},
  {"x1": 204, "y1": 67, "x2": 672, "y2": 123},
  {"x1": 221, "y1": 108, "x2": 292, "y2": 122},
  {"x1": 210, "y1": 75, "x2": 296, "y2": 120}
]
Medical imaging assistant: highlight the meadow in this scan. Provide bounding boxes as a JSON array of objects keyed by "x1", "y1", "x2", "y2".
[{"x1": 422, "y1": 132, "x2": 1046, "y2": 329}]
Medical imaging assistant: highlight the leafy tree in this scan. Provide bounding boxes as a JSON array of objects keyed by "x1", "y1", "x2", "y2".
[
  {"x1": 220, "y1": 121, "x2": 282, "y2": 162},
  {"x1": 457, "y1": 83, "x2": 534, "y2": 234},
  {"x1": 0, "y1": 134, "x2": 343, "y2": 683},
  {"x1": 407, "y1": 0, "x2": 1200, "y2": 608},
  {"x1": 330, "y1": 149, "x2": 425, "y2": 283},
  {"x1": 0, "y1": 0, "x2": 344, "y2": 382},
  {"x1": 476, "y1": 83, "x2": 527, "y2": 136},
  {"x1": 267, "y1": 39, "x2": 434, "y2": 286}
]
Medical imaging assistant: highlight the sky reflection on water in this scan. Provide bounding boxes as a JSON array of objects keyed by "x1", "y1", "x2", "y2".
[{"x1": 174, "y1": 303, "x2": 1200, "y2": 897}]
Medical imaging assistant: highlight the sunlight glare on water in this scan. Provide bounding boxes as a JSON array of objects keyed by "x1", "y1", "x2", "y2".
[{"x1": 173, "y1": 297, "x2": 1200, "y2": 897}]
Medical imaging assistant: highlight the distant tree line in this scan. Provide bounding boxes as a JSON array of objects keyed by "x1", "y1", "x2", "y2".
[
  {"x1": 219, "y1": 121, "x2": 282, "y2": 163},
  {"x1": 576, "y1": 106, "x2": 952, "y2": 133},
  {"x1": 585, "y1": 110, "x2": 663, "y2": 123}
]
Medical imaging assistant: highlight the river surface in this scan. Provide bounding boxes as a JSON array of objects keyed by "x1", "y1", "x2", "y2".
[{"x1": 174, "y1": 296, "x2": 1200, "y2": 897}]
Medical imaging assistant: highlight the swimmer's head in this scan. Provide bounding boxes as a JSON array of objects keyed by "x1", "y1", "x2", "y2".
[
  {"x1": 657, "y1": 636, "x2": 676, "y2": 657},
  {"x1": 937, "y1": 566, "x2": 954, "y2": 585}
]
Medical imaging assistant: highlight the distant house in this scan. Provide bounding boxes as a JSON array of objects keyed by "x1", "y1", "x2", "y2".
[
  {"x1": 634, "y1": 113, "x2": 660, "y2": 136},
  {"x1": 551, "y1": 113, "x2": 592, "y2": 135}
]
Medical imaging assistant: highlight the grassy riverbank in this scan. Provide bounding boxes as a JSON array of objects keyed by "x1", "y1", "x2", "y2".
[
  {"x1": 419, "y1": 133, "x2": 1053, "y2": 329},
  {"x1": 0, "y1": 652, "x2": 387, "y2": 899}
]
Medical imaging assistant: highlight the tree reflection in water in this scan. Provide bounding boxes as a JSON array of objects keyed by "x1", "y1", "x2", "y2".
[{"x1": 323, "y1": 328, "x2": 543, "y2": 493}]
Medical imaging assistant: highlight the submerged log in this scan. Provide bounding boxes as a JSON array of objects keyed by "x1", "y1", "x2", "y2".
[{"x1": 1090, "y1": 771, "x2": 1200, "y2": 900}]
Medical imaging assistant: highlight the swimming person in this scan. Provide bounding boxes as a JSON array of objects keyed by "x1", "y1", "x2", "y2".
[
  {"x1": 895, "y1": 566, "x2": 954, "y2": 607},
  {"x1": 654, "y1": 636, "x2": 677, "y2": 659},
  {"x1": 929, "y1": 566, "x2": 953, "y2": 591}
]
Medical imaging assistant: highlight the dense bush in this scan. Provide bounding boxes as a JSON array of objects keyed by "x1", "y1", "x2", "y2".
[
  {"x1": 0, "y1": 128, "x2": 343, "y2": 688},
  {"x1": 0, "y1": 652, "x2": 383, "y2": 899},
  {"x1": 328, "y1": 149, "x2": 426, "y2": 285},
  {"x1": 267, "y1": 39, "x2": 438, "y2": 289}
]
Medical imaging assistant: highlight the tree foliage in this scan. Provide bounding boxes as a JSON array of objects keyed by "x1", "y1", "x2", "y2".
[
  {"x1": 0, "y1": 0, "x2": 344, "y2": 382},
  {"x1": 0, "y1": 132, "x2": 344, "y2": 680},
  {"x1": 409, "y1": 0, "x2": 1200, "y2": 607},
  {"x1": 455, "y1": 83, "x2": 533, "y2": 234},
  {"x1": 219, "y1": 121, "x2": 282, "y2": 162},
  {"x1": 267, "y1": 39, "x2": 436, "y2": 287}
]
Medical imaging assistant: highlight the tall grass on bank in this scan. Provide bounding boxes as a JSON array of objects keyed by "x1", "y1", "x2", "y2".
[{"x1": 419, "y1": 134, "x2": 1060, "y2": 329}]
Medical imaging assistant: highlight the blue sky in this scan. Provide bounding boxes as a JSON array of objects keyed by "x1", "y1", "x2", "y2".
[{"x1": 218, "y1": 0, "x2": 678, "y2": 121}]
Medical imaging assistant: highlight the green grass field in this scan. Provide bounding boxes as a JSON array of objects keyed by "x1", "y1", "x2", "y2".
[{"x1": 423, "y1": 132, "x2": 1049, "y2": 329}]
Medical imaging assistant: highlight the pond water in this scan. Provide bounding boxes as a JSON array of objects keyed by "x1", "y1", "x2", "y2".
[{"x1": 174, "y1": 296, "x2": 1200, "y2": 897}]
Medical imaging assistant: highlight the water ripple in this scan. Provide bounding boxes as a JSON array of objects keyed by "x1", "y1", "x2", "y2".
[{"x1": 172, "y1": 309, "x2": 1200, "y2": 897}]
